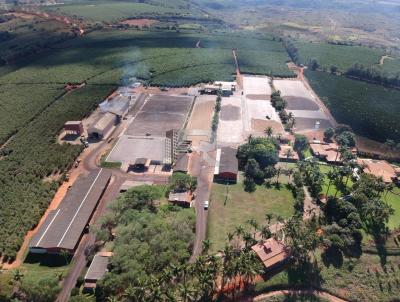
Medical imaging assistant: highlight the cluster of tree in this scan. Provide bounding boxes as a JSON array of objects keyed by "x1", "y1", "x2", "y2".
[
  {"x1": 322, "y1": 174, "x2": 394, "y2": 263},
  {"x1": 283, "y1": 40, "x2": 299, "y2": 64},
  {"x1": 93, "y1": 185, "x2": 196, "y2": 300},
  {"x1": 298, "y1": 159, "x2": 324, "y2": 198},
  {"x1": 169, "y1": 172, "x2": 197, "y2": 192},
  {"x1": 237, "y1": 136, "x2": 279, "y2": 192},
  {"x1": 91, "y1": 185, "x2": 293, "y2": 301},
  {"x1": 271, "y1": 91, "x2": 295, "y2": 132},
  {"x1": 346, "y1": 63, "x2": 400, "y2": 88},
  {"x1": 293, "y1": 134, "x2": 309, "y2": 158},
  {"x1": 211, "y1": 95, "x2": 221, "y2": 133},
  {"x1": 333, "y1": 125, "x2": 356, "y2": 148},
  {"x1": 292, "y1": 170, "x2": 305, "y2": 214}
]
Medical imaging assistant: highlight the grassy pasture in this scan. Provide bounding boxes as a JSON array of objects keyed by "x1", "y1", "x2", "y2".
[
  {"x1": 207, "y1": 181, "x2": 295, "y2": 253},
  {"x1": 305, "y1": 70, "x2": 400, "y2": 142},
  {"x1": 296, "y1": 41, "x2": 383, "y2": 71}
]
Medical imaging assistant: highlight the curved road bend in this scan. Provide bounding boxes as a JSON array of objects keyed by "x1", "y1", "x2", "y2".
[{"x1": 252, "y1": 289, "x2": 349, "y2": 302}]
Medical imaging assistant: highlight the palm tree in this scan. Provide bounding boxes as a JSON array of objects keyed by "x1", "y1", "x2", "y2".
[
  {"x1": 265, "y1": 213, "x2": 274, "y2": 225},
  {"x1": 326, "y1": 169, "x2": 337, "y2": 197},
  {"x1": 247, "y1": 218, "x2": 259, "y2": 239},
  {"x1": 276, "y1": 167, "x2": 282, "y2": 184},
  {"x1": 264, "y1": 126, "x2": 273, "y2": 137}
]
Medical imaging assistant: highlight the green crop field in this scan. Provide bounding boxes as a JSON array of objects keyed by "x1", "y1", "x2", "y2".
[
  {"x1": 296, "y1": 41, "x2": 383, "y2": 71},
  {"x1": 305, "y1": 70, "x2": 400, "y2": 142},
  {"x1": 238, "y1": 49, "x2": 294, "y2": 77},
  {"x1": 45, "y1": 0, "x2": 205, "y2": 23}
]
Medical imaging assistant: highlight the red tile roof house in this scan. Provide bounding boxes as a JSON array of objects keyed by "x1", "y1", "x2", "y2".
[
  {"x1": 358, "y1": 158, "x2": 399, "y2": 184},
  {"x1": 251, "y1": 238, "x2": 291, "y2": 274}
]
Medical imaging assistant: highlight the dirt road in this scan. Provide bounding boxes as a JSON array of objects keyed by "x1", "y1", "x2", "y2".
[
  {"x1": 252, "y1": 289, "x2": 349, "y2": 302},
  {"x1": 189, "y1": 143, "x2": 216, "y2": 261}
]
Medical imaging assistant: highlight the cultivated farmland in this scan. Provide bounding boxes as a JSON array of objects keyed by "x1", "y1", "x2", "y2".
[
  {"x1": 295, "y1": 41, "x2": 383, "y2": 71},
  {"x1": 305, "y1": 70, "x2": 400, "y2": 142},
  {"x1": 45, "y1": 0, "x2": 204, "y2": 23}
]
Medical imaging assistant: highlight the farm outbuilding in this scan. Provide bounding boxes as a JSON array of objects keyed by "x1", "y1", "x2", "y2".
[
  {"x1": 88, "y1": 112, "x2": 117, "y2": 140},
  {"x1": 99, "y1": 96, "x2": 130, "y2": 117},
  {"x1": 173, "y1": 153, "x2": 190, "y2": 173},
  {"x1": 168, "y1": 191, "x2": 192, "y2": 207},
  {"x1": 29, "y1": 169, "x2": 111, "y2": 254},
  {"x1": 64, "y1": 121, "x2": 84, "y2": 136},
  {"x1": 214, "y1": 147, "x2": 239, "y2": 183},
  {"x1": 84, "y1": 252, "x2": 113, "y2": 291}
]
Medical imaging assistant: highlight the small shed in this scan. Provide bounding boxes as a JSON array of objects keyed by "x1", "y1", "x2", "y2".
[
  {"x1": 64, "y1": 121, "x2": 83, "y2": 136},
  {"x1": 174, "y1": 153, "x2": 189, "y2": 173},
  {"x1": 168, "y1": 191, "x2": 192, "y2": 207},
  {"x1": 214, "y1": 147, "x2": 239, "y2": 183},
  {"x1": 84, "y1": 252, "x2": 113, "y2": 291}
]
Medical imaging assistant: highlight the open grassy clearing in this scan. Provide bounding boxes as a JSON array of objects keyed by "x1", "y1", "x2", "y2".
[
  {"x1": 256, "y1": 252, "x2": 400, "y2": 302},
  {"x1": 379, "y1": 57, "x2": 400, "y2": 77},
  {"x1": 45, "y1": 0, "x2": 204, "y2": 23},
  {"x1": 305, "y1": 70, "x2": 400, "y2": 142},
  {"x1": 386, "y1": 187, "x2": 400, "y2": 230},
  {"x1": 207, "y1": 180, "x2": 295, "y2": 253},
  {"x1": 295, "y1": 41, "x2": 383, "y2": 72}
]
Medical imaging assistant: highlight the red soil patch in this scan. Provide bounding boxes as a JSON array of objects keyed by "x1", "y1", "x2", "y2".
[{"x1": 121, "y1": 19, "x2": 159, "y2": 27}]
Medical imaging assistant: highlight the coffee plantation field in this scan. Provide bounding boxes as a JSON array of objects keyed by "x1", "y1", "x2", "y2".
[
  {"x1": 45, "y1": 0, "x2": 205, "y2": 23},
  {"x1": 305, "y1": 70, "x2": 400, "y2": 142},
  {"x1": 296, "y1": 41, "x2": 383, "y2": 71},
  {"x1": 237, "y1": 49, "x2": 294, "y2": 77}
]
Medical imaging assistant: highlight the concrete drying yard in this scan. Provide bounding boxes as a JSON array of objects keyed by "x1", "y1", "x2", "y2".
[
  {"x1": 217, "y1": 95, "x2": 244, "y2": 146},
  {"x1": 186, "y1": 95, "x2": 216, "y2": 147},
  {"x1": 126, "y1": 94, "x2": 194, "y2": 136},
  {"x1": 243, "y1": 75, "x2": 271, "y2": 99},
  {"x1": 273, "y1": 79, "x2": 332, "y2": 131},
  {"x1": 242, "y1": 75, "x2": 284, "y2": 136}
]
